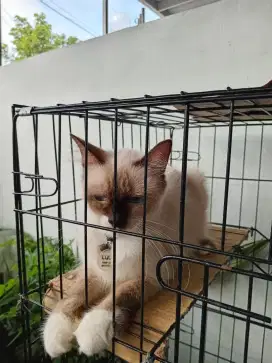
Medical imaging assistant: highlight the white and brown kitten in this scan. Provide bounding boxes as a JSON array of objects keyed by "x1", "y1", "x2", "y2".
[{"x1": 43, "y1": 136, "x2": 211, "y2": 358}]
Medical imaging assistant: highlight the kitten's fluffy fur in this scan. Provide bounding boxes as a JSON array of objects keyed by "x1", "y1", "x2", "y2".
[{"x1": 43, "y1": 137, "x2": 210, "y2": 358}]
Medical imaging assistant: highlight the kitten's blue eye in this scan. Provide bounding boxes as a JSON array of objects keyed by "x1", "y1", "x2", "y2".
[
  {"x1": 93, "y1": 195, "x2": 106, "y2": 202},
  {"x1": 126, "y1": 196, "x2": 144, "y2": 204}
]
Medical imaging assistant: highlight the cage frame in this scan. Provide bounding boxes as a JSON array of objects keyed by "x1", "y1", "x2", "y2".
[{"x1": 12, "y1": 84, "x2": 272, "y2": 363}]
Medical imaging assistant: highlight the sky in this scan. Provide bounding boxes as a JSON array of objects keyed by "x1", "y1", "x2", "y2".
[{"x1": 2, "y1": 0, "x2": 159, "y2": 45}]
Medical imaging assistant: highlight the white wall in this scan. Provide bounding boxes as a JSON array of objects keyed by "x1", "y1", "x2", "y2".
[{"x1": 1, "y1": 0, "x2": 272, "y2": 237}]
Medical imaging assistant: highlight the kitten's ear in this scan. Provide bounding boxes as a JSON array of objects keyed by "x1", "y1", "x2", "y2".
[
  {"x1": 135, "y1": 139, "x2": 172, "y2": 172},
  {"x1": 71, "y1": 134, "x2": 107, "y2": 166}
]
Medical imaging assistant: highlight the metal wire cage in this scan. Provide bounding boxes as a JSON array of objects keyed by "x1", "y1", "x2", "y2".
[{"x1": 12, "y1": 85, "x2": 272, "y2": 363}]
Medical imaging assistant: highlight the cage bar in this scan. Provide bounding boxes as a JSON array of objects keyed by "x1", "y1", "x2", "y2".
[{"x1": 11, "y1": 85, "x2": 272, "y2": 363}]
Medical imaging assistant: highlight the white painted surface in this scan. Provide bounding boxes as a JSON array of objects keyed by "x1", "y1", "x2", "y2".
[{"x1": 0, "y1": 0, "x2": 271, "y2": 361}]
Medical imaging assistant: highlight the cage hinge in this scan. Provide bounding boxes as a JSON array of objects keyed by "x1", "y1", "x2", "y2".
[{"x1": 17, "y1": 107, "x2": 33, "y2": 116}]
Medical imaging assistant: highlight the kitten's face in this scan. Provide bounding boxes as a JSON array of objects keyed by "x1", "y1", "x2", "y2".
[{"x1": 72, "y1": 135, "x2": 172, "y2": 231}]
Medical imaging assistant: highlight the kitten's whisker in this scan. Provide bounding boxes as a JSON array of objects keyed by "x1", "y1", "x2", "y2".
[
  {"x1": 148, "y1": 238, "x2": 170, "y2": 283},
  {"x1": 134, "y1": 224, "x2": 171, "y2": 281},
  {"x1": 145, "y1": 219, "x2": 177, "y2": 233},
  {"x1": 145, "y1": 223, "x2": 191, "y2": 288},
  {"x1": 136, "y1": 223, "x2": 176, "y2": 248},
  {"x1": 130, "y1": 217, "x2": 178, "y2": 240},
  {"x1": 134, "y1": 225, "x2": 150, "y2": 278},
  {"x1": 143, "y1": 225, "x2": 176, "y2": 282}
]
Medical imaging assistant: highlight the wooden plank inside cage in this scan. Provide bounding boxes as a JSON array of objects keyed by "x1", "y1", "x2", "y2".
[{"x1": 43, "y1": 225, "x2": 249, "y2": 362}]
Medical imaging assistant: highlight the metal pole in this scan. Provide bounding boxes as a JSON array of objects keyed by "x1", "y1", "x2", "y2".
[
  {"x1": 141, "y1": 7, "x2": 145, "y2": 23},
  {"x1": 137, "y1": 8, "x2": 146, "y2": 25},
  {"x1": 103, "y1": 0, "x2": 108, "y2": 35},
  {"x1": 0, "y1": 0, "x2": 2, "y2": 66}
]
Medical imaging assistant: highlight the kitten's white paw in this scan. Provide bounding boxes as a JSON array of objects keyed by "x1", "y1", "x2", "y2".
[
  {"x1": 43, "y1": 312, "x2": 74, "y2": 358},
  {"x1": 74, "y1": 308, "x2": 119, "y2": 356}
]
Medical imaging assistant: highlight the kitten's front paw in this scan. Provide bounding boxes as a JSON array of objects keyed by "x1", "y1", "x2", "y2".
[
  {"x1": 43, "y1": 312, "x2": 74, "y2": 358},
  {"x1": 74, "y1": 308, "x2": 117, "y2": 356}
]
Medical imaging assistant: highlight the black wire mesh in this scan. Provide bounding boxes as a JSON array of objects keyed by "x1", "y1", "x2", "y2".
[{"x1": 12, "y1": 86, "x2": 272, "y2": 363}]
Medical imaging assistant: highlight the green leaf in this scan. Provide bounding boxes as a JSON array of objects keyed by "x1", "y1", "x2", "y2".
[
  {"x1": 8, "y1": 12, "x2": 78, "y2": 62},
  {"x1": 0, "y1": 284, "x2": 5, "y2": 297},
  {"x1": 230, "y1": 239, "x2": 269, "y2": 269},
  {"x1": 0, "y1": 229, "x2": 78, "y2": 361},
  {"x1": 6, "y1": 278, "x2": 16, "y2": 291}
]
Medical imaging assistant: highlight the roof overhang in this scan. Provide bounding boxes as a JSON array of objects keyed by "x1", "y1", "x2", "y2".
[{"x1": 139, "y1": 0, "x2": 221, "y2": 17}]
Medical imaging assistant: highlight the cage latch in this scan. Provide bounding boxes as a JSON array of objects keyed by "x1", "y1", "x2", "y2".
[{"x1": 13, "y1": 171, "x2": 58, "y2": 197}]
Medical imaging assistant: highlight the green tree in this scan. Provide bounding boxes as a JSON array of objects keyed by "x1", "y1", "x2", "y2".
[
  {"x1": 1, "y1": 44, "x2": 11, "y2": 64},
  {"x1": 7, "y1": 12, "x2": 78, "y2": 61}
]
